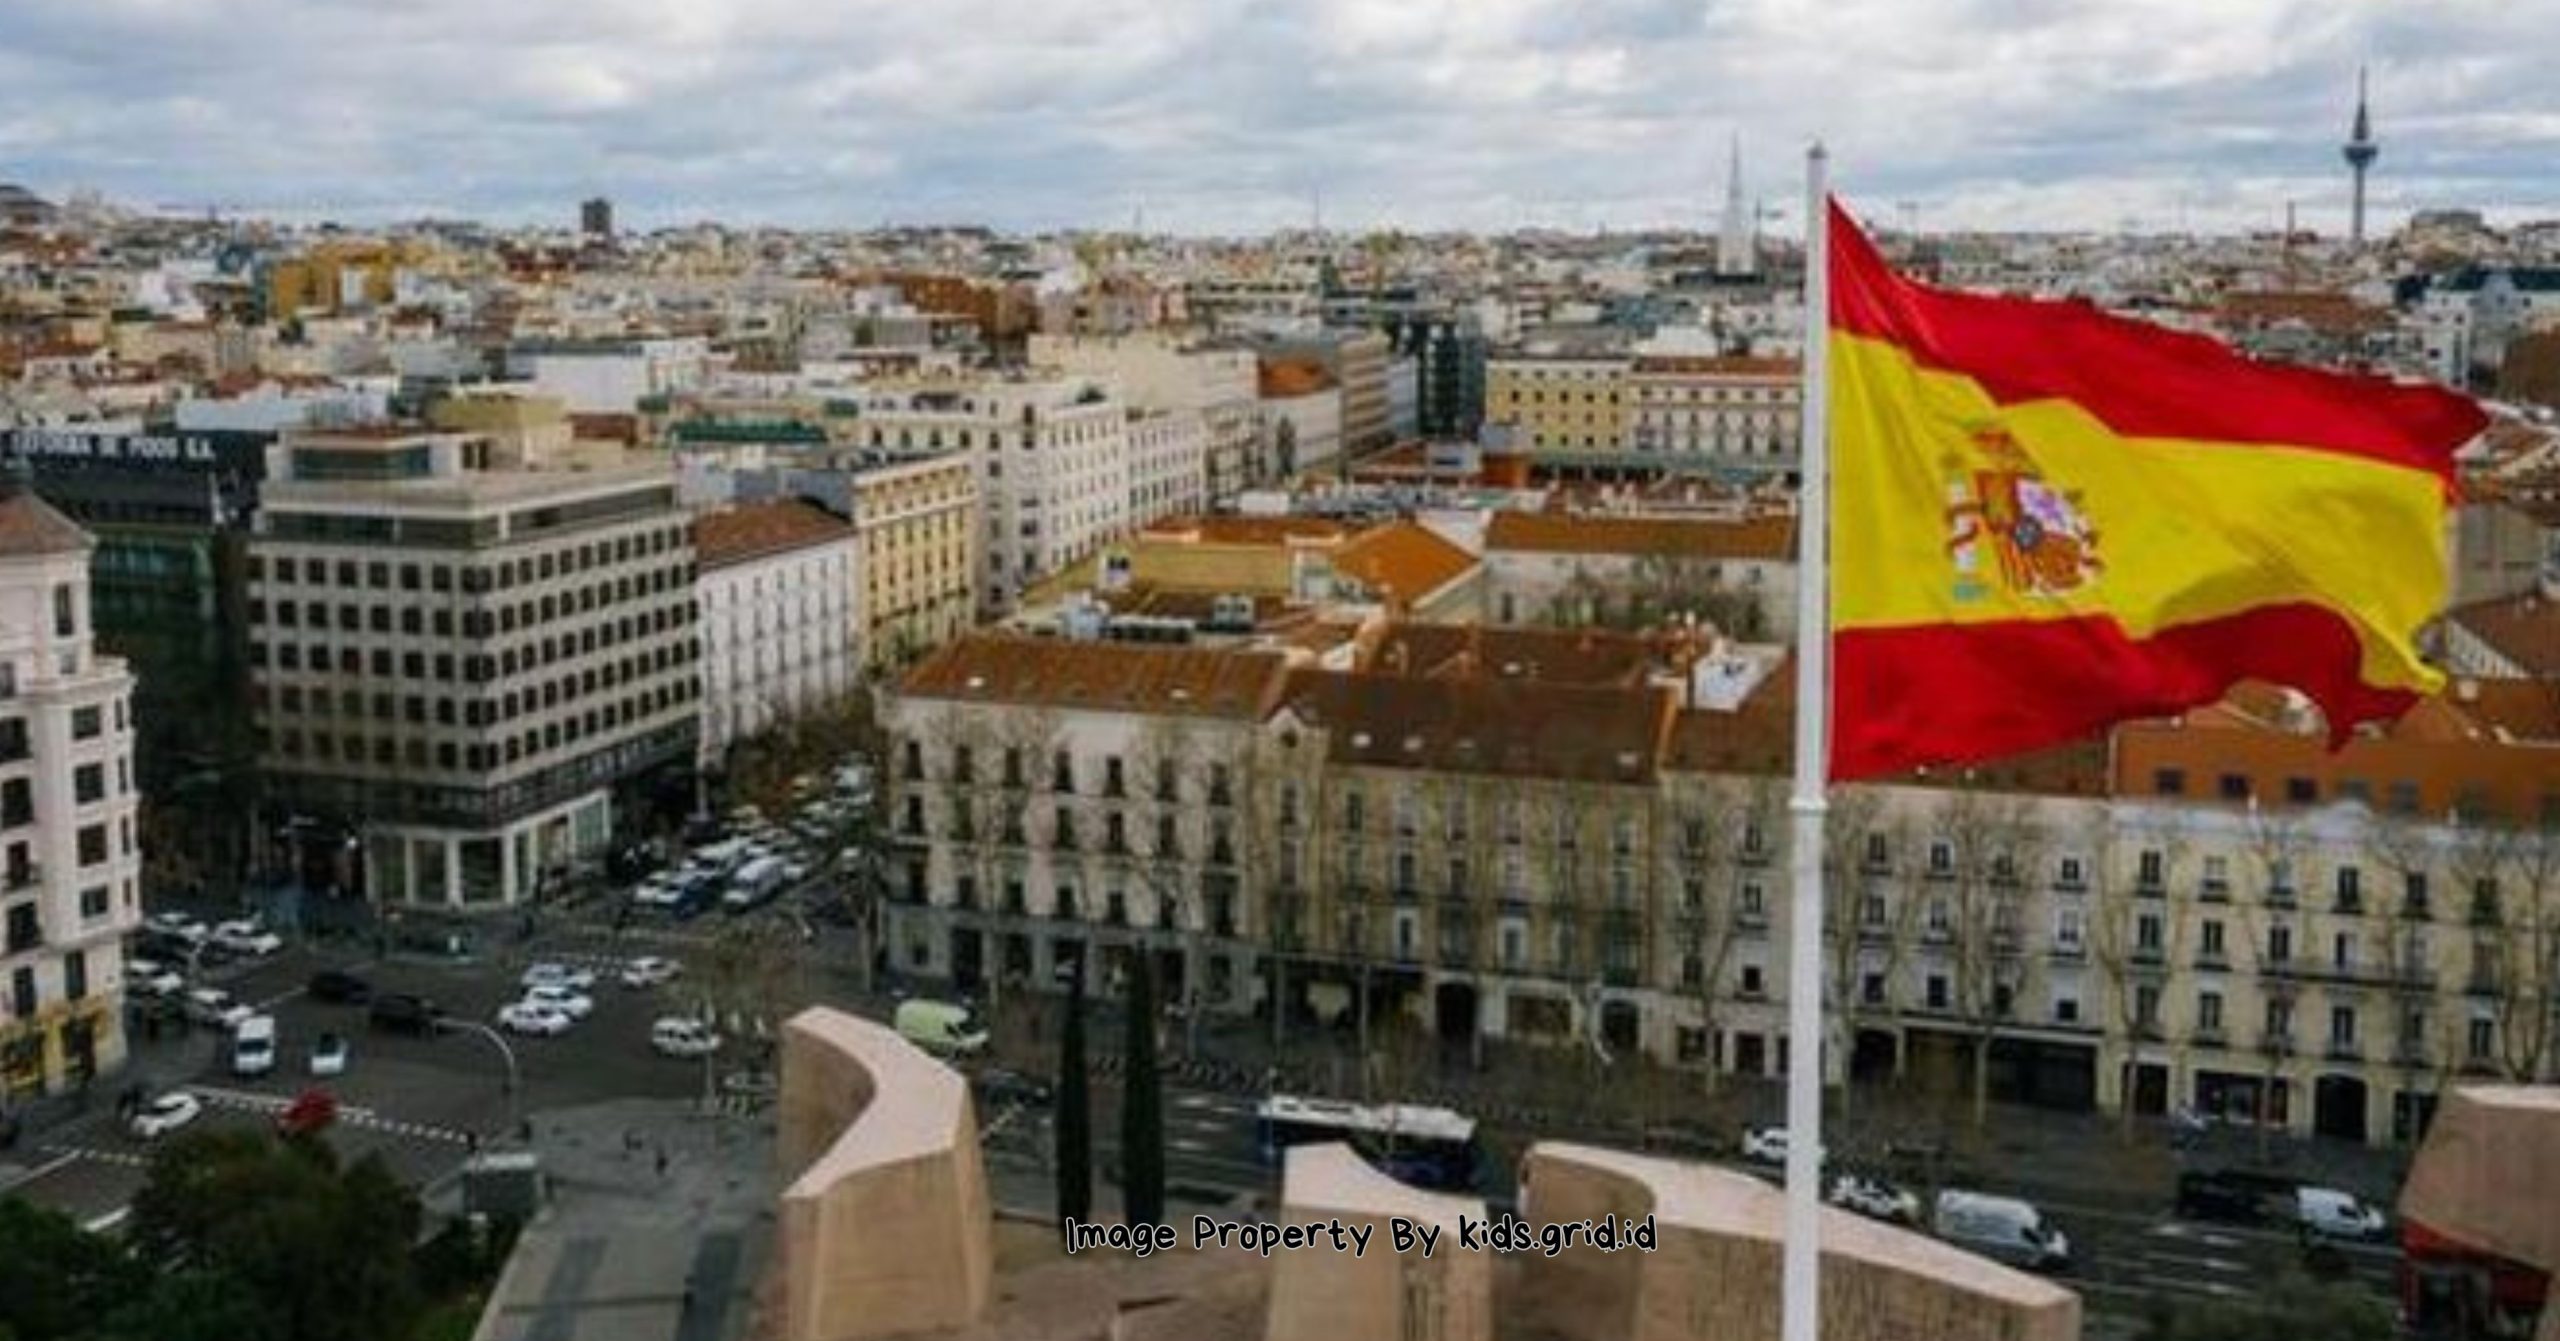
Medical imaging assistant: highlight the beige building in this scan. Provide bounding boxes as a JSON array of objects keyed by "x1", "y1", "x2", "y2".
[
  {"x1": 1624, "y1": 355, "x2": 1802, "y2": 477},
  {"x1": 694, "y1": 499, "x2": 861, "y2": 762},
  {"x1": 247, "y1": 427, "x2": 699, "y2": 907},
  {"x1": 0, "y1": 481, "x2": 142, "y2": 1098},
  {"x1": 843, "y1": 450, "x2": 981, "y2": 674},
  {"x1": 1485, "y1": 352, "x2": 1630, "y2": 455},
  {"x1": 883, "y1": 626, "x2": 2559, "y2": 1147}
]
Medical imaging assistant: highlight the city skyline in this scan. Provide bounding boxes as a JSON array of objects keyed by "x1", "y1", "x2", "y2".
[{"x1": 3, "y1": 0, "x2": 2556, "y2": 236}]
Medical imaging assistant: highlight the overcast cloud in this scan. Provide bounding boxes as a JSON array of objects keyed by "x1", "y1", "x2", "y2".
[{"x1": 1, "y1": 0, "x2": 2554, "y2": 235}]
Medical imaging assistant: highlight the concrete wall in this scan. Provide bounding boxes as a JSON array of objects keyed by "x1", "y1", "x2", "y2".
[
  {"x1": 774, "y1": 1007, "x2": 994, "y2": 1341},
  {"x1": 1266, "y1": 1143, "x2": 1491, "y2": 1341},
  {"x1": 1518, "y1": 1144, "x2": 2080, "y2": 1341}
]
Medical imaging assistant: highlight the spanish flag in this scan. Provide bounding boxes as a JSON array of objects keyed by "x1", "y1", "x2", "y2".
[{"x1": 1828, "y1": 200, "x2": 2487, "y2": 782}]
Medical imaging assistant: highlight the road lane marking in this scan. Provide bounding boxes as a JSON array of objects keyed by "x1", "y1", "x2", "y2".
[{"x1": 1, "y1": 1150, "x2": 79, "y2": 1189}]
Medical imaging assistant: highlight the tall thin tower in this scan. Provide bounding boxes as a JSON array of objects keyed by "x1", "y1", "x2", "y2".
[
  {"x1": 2342, "y1": 65, "x2": 2379, "y2": 245},
  {"x1": 1717, "y1": 133, "x2": 1752, "y2": 276}
]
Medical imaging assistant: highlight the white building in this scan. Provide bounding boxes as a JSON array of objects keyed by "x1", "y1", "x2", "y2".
[
  {"x1": 694, "y1": 499, "x2": 862, "y2": 762},
  {"x1": 1025, "y1": 333, "x2": 1265, "y2": 501},
  {"x1": 508, "y1": 337, "x2": 713, "y2": 414},
  {"x1": 837, "y1": 376, "x2": 1130, "y2": 611},
  {"x1": 247, "y1": 428, "x2": 700, "y2": 908},
  {"x1": 0, "y1": 476, "x2": 141, "y2": 1098},
  {"x1": 1126, "y1": 409, "x2": 1209, "y2": 527}
]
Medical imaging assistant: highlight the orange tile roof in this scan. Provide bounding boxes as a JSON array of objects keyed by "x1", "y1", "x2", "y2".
[
  {"x1": 1328, "y1": 523, "x2": 1477, "y2": 607},
  {"x1": 1258, "y1": 358, "x2": 1334, "y2": 398},
  {"x1": 693, "y1": 499, "x2": 856, "y2": 570},
  {"x1": 1140, "y1": 515, "x2": 1348, "y2": 546},
  {"x1": 2448, "y1": 592, "x2": 2560, "y2": 677},
  {"x1": 1485, "y1": 511, "x2": 1795, "y2": 561},
  {"x1": 899, "y1": 633, "x2": 1290, "y2": 720},
  {"x1": 0, "y1": 485, "x2": 92, "y2": 557},
  {"x1": 2215, "y1": 290, "x2": 2391, "y2": 334}
]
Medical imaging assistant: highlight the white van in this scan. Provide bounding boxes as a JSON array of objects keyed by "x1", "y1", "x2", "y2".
[
  {"x1": 1932, "y1": 1190, "x2": 2070, "y2": 1272},
  {"x1": 721, "y1": 855, "x2": 789, "y2": 912},
  {"x1": 895, "y1": 998, "x2": 989, "y2": 1056},
  {"x1": 231, "y1": 1013, "x2": 278, "y2": 1077},
  {"x1": 651, "y1": 1017, "x2": 721, "y2": 1058}
]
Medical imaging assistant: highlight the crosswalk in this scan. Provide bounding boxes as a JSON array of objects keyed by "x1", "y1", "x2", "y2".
[{"x1": 190, "y1": 1084, "x2": 480, "y2": 1145}]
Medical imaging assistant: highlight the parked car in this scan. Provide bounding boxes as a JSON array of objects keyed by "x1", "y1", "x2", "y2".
[
  {"x1": 142, "y1": 912, "x2": 208, "y2": 946},
  {"x1": 306, "y1": 969, "x2": 373, "y2": 1005},
  {"x1": 497, "y1": 1002, "x2": 573, "y2": 1037},
  {"x1": 2296, "y1": 1186, "x2": 2389, "y2": 1241},
  {"x1": 1740, "y1": 1125, "x2": 1820, "y2": 1168},
  {"x1": 368, "y1": 992, "x2": 444, "y2": 1034},
  {"x1": 520, "y1": 983, "x2": 593, "y2": 1020},
  {"x1": 650, "y1": 1016, "x2": 721, "y2": 1058},
  {"x1": 631, "y1": 875, "x2": 681, "y2": 909},
  {"x1": 620, "y1": 956, "x2": 680, "y2": 989},
  {"x1": 183, "y1": 986, "x2": 254, "y2": 1031},
  {"x1": 231, "y1": 1013, "x2": 277, "y2": 1077},
  {"x1": 973, "y1": 1067, "x2": 1055, "y2": 1110},
  {"x1": 1933, "y1": 1190, "x2": 2072, "y2": 1272},
  {"x1": 130, "y1": 1091, "x2": 204, "y2": 1139},
  {"x1": 211, "y1": 919, "x2": 284, "y2": 957},
  {"x1": 309, "y1": 1032, "x2": 349, "y2": 1077},
  {"x1": 124, "y1": 956, "x2": 184, "y2": 999},
  {"x1": 520, "y1": 962, "x2": 597, "y2": 993},
  {"x1": 1828, "y1": 1173, "x2": 1923, "y2": 1225}
]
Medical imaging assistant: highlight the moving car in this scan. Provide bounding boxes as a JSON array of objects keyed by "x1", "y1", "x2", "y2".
[
  {"x1": 1827, "y1": 1173, "x2": 1922, "y2": 1225},
  {"x1": 973, "y1": 1067, "x2": 1055, "y2": 1110},
  {"x1": 650, "y1": 1017, "x2": 721, "y2": 1058},
  {"x1": 130, "y1": 1091, "x2": 203, "y2": 1139},
  {"x1": 1933, "y1": 1191, "x2": 2071, "y2": 1272},
  {"x1": 2296, "y1": 1186, "x2": 2389, "y2": 1241},
  {"x1": 620, "y1": 956, "x2": 680, "y2": 989},
  {"x1": 721, "y1": 854, "x2": 789, "y2": 912},
  {"x1": 520, "y1": 962, "x2": 597, "y2": 993},
  {"x1": 231, "y1": 1013, "x2": 277, "y2": 1077},
  {"x1": 497, "y1": 1002, "x2": 573, "y2": 1036},
  {"x1": 276, "y1": 1088, "x2": 337, "y2": 1137},
  {"x1": 2175, "y1": 1168, "x2": 2298, "y2": 1226},
  {"x1": 309, "y1": 1032, "x2": 349, "y2": 1077},
  {"x1": 520, "y1": 983, "x2": 593, "y2": 1020},
  {"x1": 183, "y1": 986, "x2": 254, "y2": 1031},
  {"x1": 368, "y1": 992, "x2": 444, "y2": 1034},
  {"x1": 306, "y1": 969, "x2": 372, "y2": 1005},
  {"x1": 211, "y1": 919, "x2": 283, "y2": 957},
  {"x1": 894, "y1": 998, "x2": 989, "y2": 1056}
]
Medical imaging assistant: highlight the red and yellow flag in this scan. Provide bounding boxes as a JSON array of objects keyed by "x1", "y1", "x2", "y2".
[{"x1": 1827, "y1": 200, "x2": 2487, "y2": 782}]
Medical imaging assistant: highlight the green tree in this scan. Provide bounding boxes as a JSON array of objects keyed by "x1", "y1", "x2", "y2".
[
  {"x1": 0, "y1": 1196, "x2": 141, "y2": 1340},
  {"x1": 1055, "y1": 955, "x2": 1093, "y2": 1223},
  {"x1": 124, "y1": 1130, "x2": 424, "y2": 1341},
  {"x1": 1121, "y1": 953, "x2": 1165, "y2": 1227}
]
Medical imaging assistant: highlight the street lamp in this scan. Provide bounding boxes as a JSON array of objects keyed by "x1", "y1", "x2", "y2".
[{"x1": 437, "y1": 1018, "x2": 521, "y2": 1140}]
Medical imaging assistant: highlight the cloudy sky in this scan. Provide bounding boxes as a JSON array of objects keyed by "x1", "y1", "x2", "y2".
[{"x1": 1, "y1": 0, "x2": 2553, "y2": 236}]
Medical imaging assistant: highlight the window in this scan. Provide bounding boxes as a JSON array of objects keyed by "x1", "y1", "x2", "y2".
[
  {"x1": 2333, "y1": 931, "x2": 2357, "y2": 970},
  {"x1": 63, "y1": 949, "x2": 85, "y2": 1002},
  {"x1": 2468, "y1": 1017, "x2": 2494, "y2": 1062},
  {"x1": 2197, "y1": 990, "x2": 2224, "y2": 1034},
  {"x1": 2266, "y1": 996, "x2": 2294, "y2": 1042},
  {"x1": 2330, "y1": 1005, "x2": 2358, "y2": 1050},
  {"x1": 52, "y1": 584, "x2": 74, "y2": 638},
  {"x1": 2137, "y1": 849, "x2": 2164, "y2": 889},
  {"x1": 1861, "y1": 892, "x2": 1886, "y2": 926},
  {"x1": 10, "y1": 966, "x2": 32, "y2": 1016},
  {"x1": 1925, "y1": 974, "x2": 1949, "y2": 1010},
  {"x1": 2135, "y1": 984, "x2": 2161, "y2": 1029},
  {"x1": 2137, "y1": 913, "x2": 2163, "y2": 952},
  {"x1": 2336, "y1": 865, "x2": 2362, "y2": 910},
  {"x1": 2218, "y1": 772, "x2": 2251, "y2": 800},
  {"x1": 78, "y1": 885, "x2": 107, "y2": 919},
  {"x1": 2153, "y1": 767, "x2": 2186, "y2": 796},
  {"x1": 2057, "y1": 856, "x2": 2084, "y2": 887},
  {"x1": 2284, "y1": 776, "x2": 2318, "y2": 804},
  {"x1": 1740, "y1": 964, "x2": 1765, "y2": 997},
  {"x1": 1927, "y1": 840, "x2": 1953, "y2": 874},
  {"x1": 73, "y1": 763, "x2": 102, "y2": 805},
  {"x1": 71, "y1": 706, "x2": 101, "y2": 740},
  {"x1": 1861, "y1": 972, "x2": 1885, "y2": 1005},
  {"x1": 76, "y1": 824, "x2": 106, "y2": 868}
]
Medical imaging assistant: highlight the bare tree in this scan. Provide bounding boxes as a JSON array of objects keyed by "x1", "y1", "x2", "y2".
[
  {"x1": 1819, "y1": 785, "x2": 1916, "y2": 1124},
  {"x1": 2481, "y1": 810, "x2": 2560, "y2": 1082},
  {"x1": 1929, "y1": 784, "x2": 2048, "y2": 1131},
  {"x1": 2084, "y1": 810, "x2": 2192, "y2": 1142},
  {"x1": 1660, "y1": 778, "x2": 1755, "y2": 1095},
  {"x1": 2232, "y1": 802, "x2": 2311, "y2": 1157}
]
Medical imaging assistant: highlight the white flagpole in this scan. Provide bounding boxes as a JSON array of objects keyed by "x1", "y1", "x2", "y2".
[{"x1": 1781, "y1": 142, "x2": 1832, "y2": 1341}]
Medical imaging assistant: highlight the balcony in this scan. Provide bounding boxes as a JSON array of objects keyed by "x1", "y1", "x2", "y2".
[
  {"x1": 2399, "y1": 898, "x2": 2433, "y2": 922},
  {"x1": 1731, "y1": 908, "x2": 1770, "y2": 933},
  {"x1": 2192, "y1": 1026, "x2": 2227, "y2": 1050},
  {"x1": 3, "y1": 863, "x2": 37, "y2": 893},
  {"x1": 2469, "y1": 897, "x2": 2502, "y2": 929},
  {"x1": 2326, "y1": 1041, "x2": 2363, "y2": 1064},
  {"x1": 2334, "y1": 893, "x2": 2364, "y2": 916},
  {"x1": 2135, "y1": 878, "x2": 2165, "y2": 900},
  {"x1": 2199, "y1": 879, "x2": 2231, "y2": 904},
  {"x1": 2048, "y1": 941, "x2": 2087, "y2": 964},
  {"x1": 1604, "y1": 965, "x2": 1643, "y2": 990},
  {"x1": 2466, "y1": 970, "x2": 2500, "y2": 998},
  {"x1": 2131, "y1": 945, "x2": 2165, "y2": 967},
  {"x1": 2195, "y1": 950, "x2": 2230, "y2": 971},
  {"x1": 2264, "y1": 884, "x2": 2297, "y2": 910},
  {"x1": 2393, "y1": 1042, "x2": 2430, "y2": 1068}
]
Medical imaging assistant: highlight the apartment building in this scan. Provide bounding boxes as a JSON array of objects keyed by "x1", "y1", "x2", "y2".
[
  {"x1": 837, "y1": 376, "x2": 1129, "y2": 612},
  {"x1": 1025, "y1": 333, "x2": 1265, "y2": 500},
  {"x1": 1126, "y1": 409, "x2": 1209, "y2": 528},
  {"x1": 0, "y1": 477, "x2": 142, "y2": 1098},
  {"x1": 246, "y1": 427, "x2": 699, "y2": 907},
  {"x1": 842, "y1": 450, "x2": 980, "y2": 674},
  {"x1": 1261, "y1": 331, "x2": 1392, "y2": 456},
  {"x1": 1485, "y1": 351, "x2": 1630, "y2": 455},
  {"x1": 883, "y1": 627, "x2": 2559, "y2": 1147},
  {"x1": 1624, "y1": 355, "x2": 1802, "y2": 477},
  {"x1": 1483, "y1": 510, "x2": 1798, "y2": 639},
  {"x1": 694, "y1": 499, "x2": 860, "y2": 762}
]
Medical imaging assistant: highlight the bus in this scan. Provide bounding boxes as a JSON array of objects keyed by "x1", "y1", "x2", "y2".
[{"x1": 1253, "y1": 1094, "x2": 1484, "y2": 1192}]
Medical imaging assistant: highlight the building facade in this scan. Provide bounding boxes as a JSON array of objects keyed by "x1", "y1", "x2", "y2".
[
  {"x1": 843, "y1": 450, "x2": 981, "y2": 675},
  {"x1": 0, "y1": 480, "x2": 142, "y2": 1099},
  {"x1": 1624, "y1": 355, "x2": 1802, "y2": 478},
  {"x1": 694, "y1": 500, "x2": 861, "y2": 762},
  {"x1": 1484, "y1": 353, "x2": 1630, "y2": 456},
  {"x1": 246, "y1": 428, "x2": 700, "y2": 908}
]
